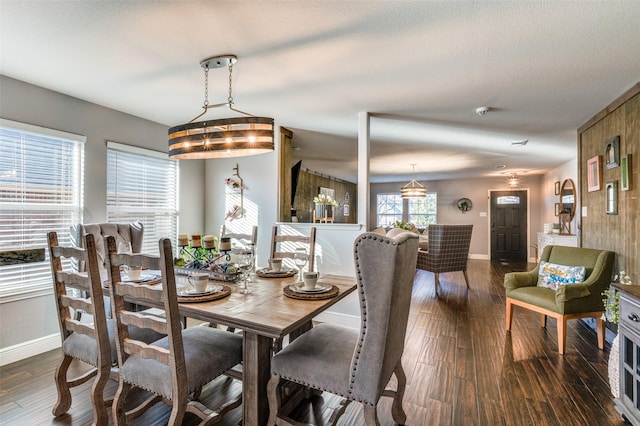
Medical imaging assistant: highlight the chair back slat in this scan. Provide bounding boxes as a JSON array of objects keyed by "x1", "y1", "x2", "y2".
[
  {"x1": 123, "y1": 339, "x2": 171, "y2": 365},
  {"x1": 64, "y1": 319, "x2": 96, "y2": 338},
  {"x1": 270, "y1": 225, "x2": 316, "y2": 271},
  {"x1": 119, "y1": 311, "x2": 168, "y2": 335},
  {"x1": 55, "y1": 271, "x2": 92, "y2": 292},
  {"x1": 114, "y1": 281, "x2": 163, "y2": 303},
  {"x1": 60, "y1": 293, "x2": 94, "y2": 314}
]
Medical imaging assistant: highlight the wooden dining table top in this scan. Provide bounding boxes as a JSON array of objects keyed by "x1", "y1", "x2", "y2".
[{"x1": 175, "y1": 273, "x2": 357, "y2": 338}]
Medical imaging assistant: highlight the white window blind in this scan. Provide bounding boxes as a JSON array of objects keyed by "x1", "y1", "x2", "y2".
[
  {"x1": 0, "y1": 119, "x2": 85, "y2": 299},
  {"x1": 106, "y1": 142, "x2": 178, "y2": 255}
]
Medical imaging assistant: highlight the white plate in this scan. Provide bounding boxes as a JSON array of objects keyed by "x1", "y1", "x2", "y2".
[
  {"x1": 289, "y1": 282, "x2": 332, "y2": 294},
  {"x1": 179, "y1": 284, "x2": 223, "y2": 297}
]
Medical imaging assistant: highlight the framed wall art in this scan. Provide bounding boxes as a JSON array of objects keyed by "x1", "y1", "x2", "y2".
[
  {"x1": 319, "y1": 187, "x2": 335, "y2": 199},
  {"x1": 555, "y1": 203, "x2": 561, "y2": 216},
  {"x1": 621, "y1": 154, "x2": 631, "y2": 191},
  {"x1": 605, "y1": 181, "x2": 618, "y2": 215},
  {"x1": 587, "y1": 155, "x2": 602, "y2": 192},
  {"x1": 605, "y1": 135, "x2": 620, "y2": 169},
  {"x1": 554, "y1": 181, "x2": 560, "y2": 195}
]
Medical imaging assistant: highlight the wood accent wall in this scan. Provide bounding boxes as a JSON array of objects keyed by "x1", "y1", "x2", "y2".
[
  {"x1": 293, "y1": 170, "x2": 357, "y2": 224},
  {"x1": 278, "y1": 127, "x2": 293, "y2": 222},
  {"x1": 578, "y1": 83, "x2": 639, "y2": 283}
]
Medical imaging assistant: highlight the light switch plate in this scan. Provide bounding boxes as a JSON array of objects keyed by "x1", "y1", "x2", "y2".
[{"x1": 582, "y1": 206, "x2": 587, "y2": 217}]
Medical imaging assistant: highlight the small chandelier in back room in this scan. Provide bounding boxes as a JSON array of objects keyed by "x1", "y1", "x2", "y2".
[
  {"x1": 507, "y1": 172, "x2": 521, "y2": 188},
  {"x1": 401, "y1": 164, "x2": 427, "y2": 199},
  {"x1": 168, "y1": 55, "x2": 274, "y2": 159}
]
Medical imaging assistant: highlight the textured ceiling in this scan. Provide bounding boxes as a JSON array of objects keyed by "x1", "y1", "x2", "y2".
[{"x1": 1, "y1": 1, "x2": 639, "y2": 183}]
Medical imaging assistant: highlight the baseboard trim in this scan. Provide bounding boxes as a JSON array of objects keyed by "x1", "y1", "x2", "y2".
[
  {"x1": 314, "y1": 310, "x2": 360, "y2": 330},
  {"x1": 0, "y1": 333, "x2": 60, "y2": 367},
  {"x1": 469, "y1": 254, "x2": 490, "y2": 260}
]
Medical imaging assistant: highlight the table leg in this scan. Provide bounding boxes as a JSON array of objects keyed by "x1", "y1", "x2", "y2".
[{"x1": 243, "y1": 332, "x2": 273, "y2": 426}]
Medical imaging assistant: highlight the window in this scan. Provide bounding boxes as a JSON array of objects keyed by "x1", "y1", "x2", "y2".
[
  {"x1": 107, "y1": 142, "x2": 179, "y2": 255},
  {"x1": 376, "y1": 194, "x2": 403, "y2": 227},
  {"x1": 0, "y1": 119, "x2": 85, "y2": 299},
  {"x1": 409, "y1": 193, "x2": 437, "y2": 227}
]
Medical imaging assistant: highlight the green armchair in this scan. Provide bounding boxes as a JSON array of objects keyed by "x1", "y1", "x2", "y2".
[{"x1": 505, "y1": 244, "x2": 615, "y2": 355}]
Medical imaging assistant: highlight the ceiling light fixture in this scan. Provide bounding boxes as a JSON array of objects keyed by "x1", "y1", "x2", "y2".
[
  {"x1": 510, "y1": 139, "x2": 529, "y2": 146},
  {"x1": 506, "y1": 172, "x2": 521, "y2": 188},
  {"x1": 401, "y1": 164, "x2": 427, "y2": 199},
  {"x1": 168, "y1": 55, "x2": 274, "y2": 159}
]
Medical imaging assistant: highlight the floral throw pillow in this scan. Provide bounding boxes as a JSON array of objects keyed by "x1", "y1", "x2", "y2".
[{"x1": 536, "y1": 261, "x2": 586, "y2": 291}]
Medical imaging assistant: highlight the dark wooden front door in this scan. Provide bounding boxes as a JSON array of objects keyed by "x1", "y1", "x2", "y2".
[{"x1": 491, "y1": 190, "x2": 528, "y2": 261}]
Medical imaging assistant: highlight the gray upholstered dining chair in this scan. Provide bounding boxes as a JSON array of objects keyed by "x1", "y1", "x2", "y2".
[
  {"x1": 220, "y1": 224, "x2": 258, "y2": 253},
  {"x1": 104, "y1": 235, "x2": 243, "y2": 425},
  {"x1": 48, "y1": 231, "x2": 164, "y2": 425},
  {"x1": 48, "y1": 231, "x2": 113, "y2": 425},
  {"x1": 270, "y1": 225, "x2": 316, "y2": 272},
  {"x1": 416, "y1": 224, "x2": 473, "y2": 294},
  {"x1": 267, "y1": 230, "x2": 419, "y2": 425},
  {"x1": 71, "y1": 222, "x2": 144, "y2": 274}
]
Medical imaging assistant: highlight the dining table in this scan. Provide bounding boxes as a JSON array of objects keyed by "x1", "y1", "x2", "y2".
[{"x1": 115, "y1": 270, "x2": 358, "y2": 426}]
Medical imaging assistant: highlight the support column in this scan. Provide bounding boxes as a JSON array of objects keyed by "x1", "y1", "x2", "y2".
[{"x1": 357, "y1": 112, "x2": 370, "y2": 228}]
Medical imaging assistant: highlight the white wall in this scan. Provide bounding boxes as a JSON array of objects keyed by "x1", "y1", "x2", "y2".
[
  {"x1": 542, "y1": 158, "x2": 579, "y2": 235},
  {"x1": 0, "y1": 76, "x2": 205, "y2": 360}
]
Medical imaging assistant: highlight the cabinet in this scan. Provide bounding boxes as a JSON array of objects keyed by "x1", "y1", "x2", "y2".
[
  {"x1": 536, "y1": 233, "x2": 578, "y2": 261},
  {"x1": 616, "y1": 287, "x2": 640, "y2": 425}
]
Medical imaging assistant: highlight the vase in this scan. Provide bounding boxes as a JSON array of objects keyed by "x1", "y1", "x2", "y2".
[
  {"x1": 315, "y1": 204, "x2": 325, "y2": 219},
  {"x1": 609, "y1": 333, "x2": 620, "y2": 399},
  {"x1": 326, "y1": 205, "x2": 333, "y2": 218}
]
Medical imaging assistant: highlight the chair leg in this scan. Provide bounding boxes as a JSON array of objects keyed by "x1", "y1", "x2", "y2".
[
  {"x1": 434, "y1": 273, "x2": 440, "y2": 295},
  {"x1": 113, "y1": 381, "x2": 132, "y2": 426},
  {"x1": 557, "y1": 316, "x2": 567, "y2": 355},
  {"x1": 363, "y1": 404, "x2": 380, "y2": 426},
  {"x1": 167, "y1": 402, "x2": 186, "y2": 426},
  {"x1": 90, "y1": 366, "x2": 111, "y2": 426},
  {"x1": 540, "y1": 314, "x2": 547, "y2": 328},
  {"x1": 462, "y1": 270, "x2": 470, "y2": 288},
  {"x1": 52, "y1": 355, "x2": 73, "y2": 416},
  {"x1": 596, "y1": 315, "x2": 605, "y2": 350},
  {"x1": 267, "y1": 375, "x2": 283, "y2": 425},
  {"x1": 505, "y1": 299, "x2": 513, "y2": 331},
  {"x1": 391, "y1": 361, "x2": 407, "y2": 424}
]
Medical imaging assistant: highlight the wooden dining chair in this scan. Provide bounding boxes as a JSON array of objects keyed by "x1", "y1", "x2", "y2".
[
  {"x1": 270, "y1": 225, "x2": 316, "y2": 272},
  {"x1": 104, "y1": 235, "x2": 243, "y2": 425},
  {"x1": 48, "y1": 231, "x2": 113, "y2": 425},
  {"x1": 267, "y1": 231, "x2": 419, "y2": 425},
  {"x1": 220, "y1": 224, "x2": 258, "y2": 253}
]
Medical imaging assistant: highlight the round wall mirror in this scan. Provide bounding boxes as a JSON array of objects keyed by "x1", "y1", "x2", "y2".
[{"x1": 560, "y1": 179, "x2": 576, "y2": 221}]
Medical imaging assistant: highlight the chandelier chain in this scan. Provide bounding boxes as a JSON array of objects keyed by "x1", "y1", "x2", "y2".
[
  {"x1": 203, "y1": 65, "x2": 209, "y2": 108},
  {"x1": 227, "y1": 62, "x2": 234, "y2": 105}
]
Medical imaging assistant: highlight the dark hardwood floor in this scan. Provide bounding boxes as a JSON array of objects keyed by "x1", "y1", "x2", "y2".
[{"x1": 0, "y1": 259, "x2": 626, "y2": 425}]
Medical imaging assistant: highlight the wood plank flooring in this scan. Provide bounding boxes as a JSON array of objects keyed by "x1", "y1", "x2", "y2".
[{"x1": 0, "y1": 259, "x2": 626, "y2": 425}]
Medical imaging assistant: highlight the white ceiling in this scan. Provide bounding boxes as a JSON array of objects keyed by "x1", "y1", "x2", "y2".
[{"x1": 2, "y1": 1, "x2": 639, "y2": 183}]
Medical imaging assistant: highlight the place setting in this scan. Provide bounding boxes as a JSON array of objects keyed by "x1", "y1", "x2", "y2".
[
  {"x1": 255, "y1": 258, "x2": 297, "y2": 278},
  {"x1": 177, "y1": 272, "x2": 231, "y2": 303},
  {"x1": 283, "y1": 271, "x2": 339, "y2": 300}
]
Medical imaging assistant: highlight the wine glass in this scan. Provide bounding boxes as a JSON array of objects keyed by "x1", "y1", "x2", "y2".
[
  {"x1": 293, "y1": 247, "x2": 308, "y2": 283},
  {"x1": 238, "y1": 251, "x2": 253, "y2": 294}
]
